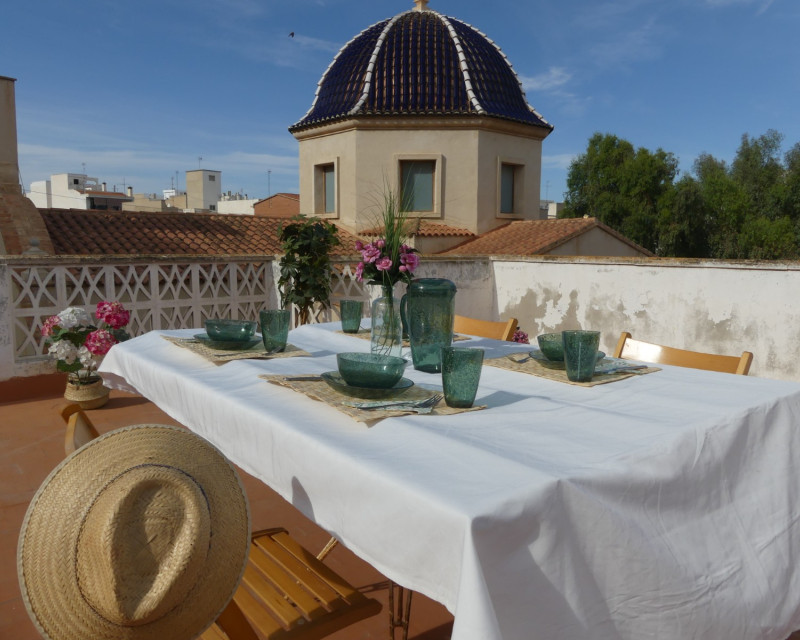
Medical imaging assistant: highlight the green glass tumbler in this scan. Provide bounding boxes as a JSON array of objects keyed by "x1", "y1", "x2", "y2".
[
  {"x1": 260, "y1": 309, "x2": 290, "y2": 353},
  {"x1": 441, "y1": 346, "x2": 484, "y2": 408},
  {"x1": 562, "y1": 330, "x2": 601, "y2": 382},
  {"x1": 340, "y1": 299, "x2": 363, "y2": 333}
]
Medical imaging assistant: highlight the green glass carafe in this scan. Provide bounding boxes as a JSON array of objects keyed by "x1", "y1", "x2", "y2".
[{"x1": 400, "y1": 278, "x2": 457, "y2": 372}]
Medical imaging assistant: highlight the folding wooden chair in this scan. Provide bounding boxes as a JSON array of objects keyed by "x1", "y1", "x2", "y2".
[
  {"x1": 612, "y1": 332, "x2": 753, "y2": 375},
  {"x1": 453, "y1": 315, "x2": 517, "y2": 341},
  {"x1": 59, "y1": 405, "x2": 382, "y2": 640}
]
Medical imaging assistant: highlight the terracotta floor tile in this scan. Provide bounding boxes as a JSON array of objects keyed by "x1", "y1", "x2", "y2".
[{"x1": 1, "y1": 383, "x2": 454, "y2": 640}]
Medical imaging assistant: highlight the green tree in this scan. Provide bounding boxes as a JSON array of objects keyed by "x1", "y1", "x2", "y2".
[
  {"x1": 656, "y1": 176, "x2": 710, "y2": 258},
  {"x1": 692, "y1": 153, "x2": 749, "y2": 258},
  {"x1": 562, "y1": 132, "x2": 678, "y2": 253},
  {"x1": 731, "y1": 129, "x2": 785, "y2": 220},
  {"x1": 783, "y1": 142, "x2": 800, "y2": 219},
  {"x1": 737, "y1": 216, "x2": 799, "y2": 260},
  {"x1": 564, "y1": 129, "x2": 800, "y2": 259}
]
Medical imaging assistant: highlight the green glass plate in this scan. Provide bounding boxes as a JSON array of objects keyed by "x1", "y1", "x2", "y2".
[
  {"x1": 194, "y1": 333, "x2": 262, "y2": 351},
  {"x1": 320, "y1": 371, "x2": 414, "y2": 400},
  {"x1": 529, "y1": 348, "x2": 605, "y2": 369}
]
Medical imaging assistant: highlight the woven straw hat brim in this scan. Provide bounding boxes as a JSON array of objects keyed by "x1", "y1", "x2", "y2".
[{"x1": 17, "y1": 424, "x2": 251, "y2": 640}]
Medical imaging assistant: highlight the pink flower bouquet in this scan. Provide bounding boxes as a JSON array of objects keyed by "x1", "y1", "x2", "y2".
[{"x1": 41, "y1": 301, "x2": 131, "y2": 384}]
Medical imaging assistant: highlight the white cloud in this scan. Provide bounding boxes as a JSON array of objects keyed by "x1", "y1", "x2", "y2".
[
  {"x1": 588, "y1": 17, "x2": 661, "y2": 67},
  {"x1": 519, "y1": 67, "x2": 572, "y2": 93},
  {"x1": 542, "y1": 154, "x2": 576, "y2": 170},
  {"x1": 517, "y1": 66, "x2": 591, "y2": 117},
  {"x1": 704, "y1": 0, "x2": 774, "y2": 13}
]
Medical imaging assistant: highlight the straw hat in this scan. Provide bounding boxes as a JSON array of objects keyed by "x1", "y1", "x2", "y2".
[{"x1": 17, "y1": 424, "x2": 251, "y2": 640}]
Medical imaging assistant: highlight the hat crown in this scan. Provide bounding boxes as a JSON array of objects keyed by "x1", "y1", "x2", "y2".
[{"x1": 76, "y1": 465, "x2": 211, "y2": 626}]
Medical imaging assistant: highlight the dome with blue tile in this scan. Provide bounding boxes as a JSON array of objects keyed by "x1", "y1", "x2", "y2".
[{"x1": 289, "y1": 0, "x2": 552, "y2": 132}]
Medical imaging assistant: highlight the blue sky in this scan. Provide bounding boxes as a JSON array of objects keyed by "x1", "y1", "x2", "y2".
[{"x1": 4, "y1": 0, "x2": 798, "y2": 204}]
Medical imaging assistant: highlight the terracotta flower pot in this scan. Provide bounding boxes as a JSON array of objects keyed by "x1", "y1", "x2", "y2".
[{"x1": 63, "y1": 377, "x2": 110, "y2": 410}]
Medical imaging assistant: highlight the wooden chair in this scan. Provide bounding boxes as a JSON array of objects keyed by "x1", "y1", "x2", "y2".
[
  {"x1": 61, "y1": 403, "x2": 100, "y2": 455},
  {"x1": 59, "y1": 405, "x2": 382, "y2": 640},
  {"x1": 612, "y1": 332, "x2": 753, "y2": 375},
  {"x1": 201, "y1": 528, "x2": 381, "y2": 640},
  {"x1": 453, "y1": 315, "x2": 517, "y2": 341}
]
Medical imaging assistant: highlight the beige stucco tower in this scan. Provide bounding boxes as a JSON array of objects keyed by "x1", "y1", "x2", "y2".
[{"x1": 289, "y1": 0, "x2": 553, "y2": 241}]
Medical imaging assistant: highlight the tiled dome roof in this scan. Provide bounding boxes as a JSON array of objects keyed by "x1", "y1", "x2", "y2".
[{"x1": 289, "y1": 6, "x2": 552, "y2": 132}]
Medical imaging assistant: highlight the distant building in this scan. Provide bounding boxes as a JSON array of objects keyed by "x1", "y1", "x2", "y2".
[
  {"x1": 218, "y1": 192, "x2": 259, "y2": 215},
  {"x1": 253, "y1": 193, "x2": 300, "y2": 218},
  {"x1": 541, "y1": 201, "x2": 565, "y2": 219},
  {"x1": 185, "y1": 169, "x2": 221, "y2": 212},
  {"x1": 439, "y1": 218, "x2": 653, "y2": 258},
  {"x1": 28, "y1": 173, "x2": 133, "y2": 211}
]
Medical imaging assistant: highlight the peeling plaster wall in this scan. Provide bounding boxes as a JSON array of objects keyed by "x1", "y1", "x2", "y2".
[{"x1": 489, "y1": 257, "x2": 800, "y2": 381}]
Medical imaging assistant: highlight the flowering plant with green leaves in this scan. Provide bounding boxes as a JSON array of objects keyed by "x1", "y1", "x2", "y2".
[
  {"x1": 41, "y1": 301, "x2": 131, "y2": 384},
  {"x1": 355, "y1": 188, "x2": 419, "y2": 291}
]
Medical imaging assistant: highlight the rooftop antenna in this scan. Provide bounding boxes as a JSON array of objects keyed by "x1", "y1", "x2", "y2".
[
  {"x1": 545, "y1": 180, "x2": 550, "y2": 201},
  {"x1": 268, "y1": 170, "x2": 272, "y2": 206},
  {"x1": 198, "y1": 156, "x2": 203, "y2": 168},
  {"x1": 81, "y1": 162, "x2": 86, "y2": 175}
]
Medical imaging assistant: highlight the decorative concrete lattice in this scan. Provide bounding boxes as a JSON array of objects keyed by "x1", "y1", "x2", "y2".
[{"x1": 3, "y1": 257, "x2": 382, "y2": 376}]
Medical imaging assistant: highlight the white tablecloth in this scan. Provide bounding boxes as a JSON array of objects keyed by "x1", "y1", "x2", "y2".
[{"x1": 99, "y1": 324, "x2": 800, "y2": 640}]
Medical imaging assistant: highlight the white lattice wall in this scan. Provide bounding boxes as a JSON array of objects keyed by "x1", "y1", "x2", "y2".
[{"x1": 0, "y1": 255, "x2": 384, "y2": 380}]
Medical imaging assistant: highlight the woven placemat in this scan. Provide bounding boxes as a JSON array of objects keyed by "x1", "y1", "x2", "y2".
[
  {"x1": 486, "y1": 354, "x2": 660, "y2": 387},
  {"x1": 259, "y1": 374, "x2": 485, "y2": 424},
  {"x1": 336, "y1": 328, "x2": 471, "y2": 345},
  {"x1": 163, "y1": 335, "x2": 310, "y2": 364}
]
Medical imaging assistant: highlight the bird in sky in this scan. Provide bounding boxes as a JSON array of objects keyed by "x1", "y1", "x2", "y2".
[{"x1": 289, "y1": 32, "x2": 295, "y2": 37}]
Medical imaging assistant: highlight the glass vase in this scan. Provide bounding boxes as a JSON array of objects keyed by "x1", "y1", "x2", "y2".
[{"x1": 370, "y1": 285, "x2": 403, "y2": 358}]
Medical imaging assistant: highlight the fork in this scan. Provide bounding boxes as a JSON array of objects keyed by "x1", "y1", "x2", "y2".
[{"x1": 345, "y1": 393, "x2": 443, "y2": 411}]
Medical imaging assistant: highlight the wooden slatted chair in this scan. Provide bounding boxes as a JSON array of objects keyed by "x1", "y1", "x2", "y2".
[
  {"x1": 612, "y1": 332, "x2": 753, "y2": 375},
  {"x1": 201, "y1": 529, "x2": 381, "y2": 640},
  {"x1": 61, "y1": 403, "x2": 100, "y2": 455},
  {"x1": 453, "y1": 315, "x2": 518, "y2": 341},
  {"x1": 58, "y1": 405, "x2": 382, "y2": 640}
]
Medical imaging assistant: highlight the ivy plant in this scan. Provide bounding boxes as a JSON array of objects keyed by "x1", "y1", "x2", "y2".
[{"x1": 277, "y1": 216, "x2": 340, "y2": 325}]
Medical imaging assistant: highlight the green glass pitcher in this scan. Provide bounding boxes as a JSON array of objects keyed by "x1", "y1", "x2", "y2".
[{"x1": 400, "y1": 278, "x2": 457, "y2": 373}]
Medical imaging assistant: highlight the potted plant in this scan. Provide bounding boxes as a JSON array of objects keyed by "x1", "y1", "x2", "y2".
[
  {"x1": 278, "y1": 216, "x2": 341, "y2": 325},
  {"x1": 41, "y1": 301, "x2": 131, "y2": 409}
]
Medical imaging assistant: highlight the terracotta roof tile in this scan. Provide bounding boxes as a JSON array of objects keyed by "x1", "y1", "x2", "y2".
[
  {"x1": 360, "y1": 220, "x2": 475, "y2": 238},
  {"x1": 39, "y1": 209, "x2": 361, "y2": 256},
  {"x1": 413, "y1": 220, "x2": 475, "y2": 238},
  {"x1": 439, "y1": 218, "x2": 653, "y2": 256}
]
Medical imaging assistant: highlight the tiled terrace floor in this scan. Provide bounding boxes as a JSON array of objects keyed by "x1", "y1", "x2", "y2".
[{"x1": 1, "y1": 378, "x2": 454, "y2": 640}]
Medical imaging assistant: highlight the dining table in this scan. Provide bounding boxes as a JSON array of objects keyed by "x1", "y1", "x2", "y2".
[{"x1": 98, "y1": 322, "x2": 800, "y2": 640}]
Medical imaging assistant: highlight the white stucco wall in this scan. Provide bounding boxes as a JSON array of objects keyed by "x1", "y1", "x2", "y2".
[
  {"x1": 484, "y1": 257, "x2": 800, "y2": 381},
  {"x1": 216, "y1": 199, "x2": 257, "y2": 215}
]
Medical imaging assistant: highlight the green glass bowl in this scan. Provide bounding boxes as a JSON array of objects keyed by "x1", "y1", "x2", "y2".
[
  {"x1": 205, "y1": 319, "x2": 257, "y2": 342},
  {"x1": 336, "y1": 352, "x2": 408, "y2": 389},
  {"x1": 536, "y1": 332, "x2": 564, "y2": 361}
]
